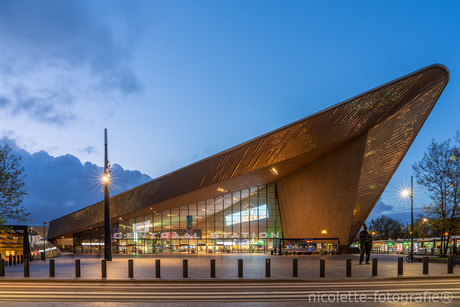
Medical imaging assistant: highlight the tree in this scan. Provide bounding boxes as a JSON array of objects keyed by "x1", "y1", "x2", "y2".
[
  {"x1": 368, "y1": 215, "x2": 404, "y2": 240},
  {"x1": 0, "y1": 143, "x2": 29, "y2": 226},
  {"x1": 413, "y1": 215, "x2": 433, "y2": 239},
  {"x1": 413, "y1": 138, "x2": 460, "y2": 256}
]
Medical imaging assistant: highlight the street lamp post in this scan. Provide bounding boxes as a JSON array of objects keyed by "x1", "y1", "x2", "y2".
[
  {"x1": 411, "y1": 175, "x2": 414, "y2": 262},
  {"x1": 103, "y1": 129, "x2": 112, "y2": 261},
  {"x1": 42, "y1": 221, "x2": 47, "y2": 261},
  {"x1": 401, "y1": 175, "x2": 414, "y2": 262}
]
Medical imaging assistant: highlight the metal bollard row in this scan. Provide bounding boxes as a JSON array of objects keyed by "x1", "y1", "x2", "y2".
[
  {"x1": 128, "y1": 259, "x2": 134, "y2": 278},
  {"x1": 319, "y1": 259, "x2": 325, "y2": 277},
  {"x1": 0, "y1": 256, "x2": 455, "y2": 279},
  {"x1": 210, "y1": 259, "x2": 216, "y2": 278},
  {"x1": 238, "y1": 259, "x2": 243, "y2": 278},
  {"x1": 448, "y1": 256, "x2": 454, "y2": 274},
  {"x1": 293, "y1": 258, "x2": 298, "y2": 277},
  {"x1": 24, "y1": 259, "x2": 29, "y2": 277},
  {"x1": 75, "y1": 259, "x2": 81, "y2": 278},
  {"x1": 155, "y1": 259, "x2": 160, "y2": 278},
  {"x1": 423, "y1": 256, "x2": 429, "y2": 274},
  {"x1": 49, "y1": 259, "x2": 55, "y2": 277},
  {"x1": 372, "y1": 258, "x2": 378, "y2": 276},
  {"x1": 346, "y1": 259, "x2": 352, "y2": 277},
  {"x1": 101, "y1": 259, "x2": 107, "y2": 278},
  {"x1": 183, "y1": 259, "x2": 188, "y2": 278},
  {"x1": 398, "y1": 257, "x2": 403, "y2": 275},
  {"x1": 265, "y1": 259, "x2": 270, "y2": 278}
]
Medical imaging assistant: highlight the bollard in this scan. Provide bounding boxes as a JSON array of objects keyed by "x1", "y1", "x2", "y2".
[
  {"x1": 183, "y1": 259, "x2": 188, "y2": 278},
  {"x1": 448, "y1": 256, "x2": 454, "y2": 274},
  {"x1": 101, "y1": 259, "x2": 107, "y2": 278},
  {"x1": 13, "y1": 254, "x2": 17, "y2": 265},
  {"x1": 265, "y1": 259, "x2": 270, "y2": 278},
  {"x1": 49, "y1": 259, "x2": 55, "y2": 277},
  {"x1": 346, "y1": 259, "x2": 352, "y2": 277},
  {"x1": 20, "y1": 255, "x2": 23, "y2": 264},
  {"x1": 398, "y1": 257, "x2": 403, "y2": 275},
  {"x1": 210, "y1": 259, "x2": 216, "y2": 278},
  {"x1": 372, "y1": 258, "x2": 378, "y2": 276},
  {"x1": 75, "y1": 259, "x2": 81, "y2": 278},
  {"x1": 423, "y1": 257, "x2": 429, "y2": 274},
  {"x1": 293, "y1": 259, "x2": 298, "y2": 277},
  {"x1": 24, "y1": 259, "x2": 29, "y2": 277},
  {"x1": 238, "y1": 259, "x2": 243, "y2": 278},
  {"x1": 128, "y1": 259, "x2": 134, "y2": 278},
  {"x1": 0, "y1": 259, "x2": 4, "y2": 277},
  {"x1": 320, "y1": 259, "x2": 325, "y2": 278},
  {"x1": 17, "y1": 255, "x2": 20, "y2": 265},
  {"x1": 155, "y1": 259, "x2": 160, "y2": 278},
  {"x1": 9, "y1": 254, "x2": 12, "y2": 266}
]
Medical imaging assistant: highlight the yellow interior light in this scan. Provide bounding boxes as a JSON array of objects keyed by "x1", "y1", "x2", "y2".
[{"x1": 270, "y1": 167, "x2": 279, "y2": 175}]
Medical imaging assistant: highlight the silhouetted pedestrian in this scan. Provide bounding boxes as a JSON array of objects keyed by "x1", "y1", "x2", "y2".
[{"x1": 359, "y1": 223, "x2": 372, "y2": 264}]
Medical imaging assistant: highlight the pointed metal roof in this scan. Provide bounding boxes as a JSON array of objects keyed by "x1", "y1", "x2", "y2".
[{"x1": 48, "y1": 64, "x2": 449, "y2": 242}]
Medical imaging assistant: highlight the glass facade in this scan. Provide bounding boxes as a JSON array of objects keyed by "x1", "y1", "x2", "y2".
[
  {"x1": 74, "y1": 183, "x2": 282, "y2": 254},
  {"x1": 0, "y1": 226, "x2": 60, "y2": 261}
]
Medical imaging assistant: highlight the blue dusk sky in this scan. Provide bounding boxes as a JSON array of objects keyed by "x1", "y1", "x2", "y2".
[{"x1": 1, "y1": 1, "x2": 459, "y2": 224}]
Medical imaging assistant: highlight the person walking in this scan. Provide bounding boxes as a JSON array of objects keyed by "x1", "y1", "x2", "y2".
[{"x1": 359, "y1": 223, "x2": 373, "y2": 264}]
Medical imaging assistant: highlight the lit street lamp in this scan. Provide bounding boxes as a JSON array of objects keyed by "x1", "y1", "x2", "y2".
[
  {"x1": 401, "y1": 175, "x2": 414, "y2": 262},
  {"x1": 103, "y1": 129, "x2": 112, "y2": 261}
]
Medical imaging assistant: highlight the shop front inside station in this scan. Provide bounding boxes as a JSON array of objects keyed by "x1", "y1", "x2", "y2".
[{"x1": 73, "y1": 183, "x2": 283, "y2": 254}]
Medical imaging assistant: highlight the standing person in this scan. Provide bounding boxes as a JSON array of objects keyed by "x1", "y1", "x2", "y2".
[{"x1": 359, "y1": 223, "x2": 373, "y2": 264}]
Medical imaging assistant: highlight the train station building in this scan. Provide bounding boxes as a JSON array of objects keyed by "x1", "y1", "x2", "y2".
[{"x1": 47, "y1": 65, "x2": 449, "y2": 254}]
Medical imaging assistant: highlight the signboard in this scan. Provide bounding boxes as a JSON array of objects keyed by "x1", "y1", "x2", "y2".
[
  {"x1": 133, "y1": 220, "x2": 151, "y2": 233},
  {"x1": 225, "y1": 204, "x2": 268, "y2": 226},
  {"x1": 186, "y1": 215, "x2": 193, "y2": 234}
]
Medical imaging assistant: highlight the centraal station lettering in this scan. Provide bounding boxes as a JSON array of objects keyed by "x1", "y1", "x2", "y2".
[{"x1": 113, "y1": 232, "x2": 280, "y2": 240}]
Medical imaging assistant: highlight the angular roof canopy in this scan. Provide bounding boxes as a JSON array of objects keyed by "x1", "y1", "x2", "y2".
[{"x1": 48, "y1": 64, "x2": 449, "y2": 242}]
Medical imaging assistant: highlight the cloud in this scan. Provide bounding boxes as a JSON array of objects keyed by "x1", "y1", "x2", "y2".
[
  {"x1": 0, "y1": 96, "x2": 9, "y2": 108},
  {"x1": 9, "y1": 85, "x2": 75, "y2": 125},
  {"x1": 0, "y1": 137, "x2": 151, "y2": 224},
  {"x1": 79, "y1": 146, "x2": 98, "y2": 155},
  {"x1": 366, "y1": 199, "x2": 425, "y2": 223},
  {"x1": 370, "y1": 200, "x2": 394, "y2": 216},
  {"x1": 0, "y1": 1, "x2": 143, "y2": 125}
]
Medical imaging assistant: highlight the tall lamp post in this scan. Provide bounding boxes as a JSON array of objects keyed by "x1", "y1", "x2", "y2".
[
  {"x1": 42, "y1": 221, "x2": 47, "y2": 261},
  {"x1": 103, "y1": 129, "x2": 112, "y2": 261},
  {"x1": 401, "y1": 175, "x2": 414, "y2": 262}
]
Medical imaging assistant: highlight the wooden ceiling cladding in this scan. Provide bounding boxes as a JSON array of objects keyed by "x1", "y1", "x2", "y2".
[{"x1": 48, "y1": 65, "x2": 449, "y2": 240}]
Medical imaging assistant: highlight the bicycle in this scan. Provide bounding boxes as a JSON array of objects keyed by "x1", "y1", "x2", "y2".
[{"x1": 405, "y1": 253, "x2": 413, "y2": 262}]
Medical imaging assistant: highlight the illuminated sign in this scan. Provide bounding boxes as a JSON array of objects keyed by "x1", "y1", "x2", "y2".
[
  {"x1": 112, "y1": 231, "x2": 280, "y2": 239},
  {"x1": 29, "y1": 235, "x2": 46, "y2": 247},
  {"x1": 225, "y1": 204, "x2": 268, "y2": 226},
  {"x1": 133, "y1": 220, "x2": 151, "y2": 233}
]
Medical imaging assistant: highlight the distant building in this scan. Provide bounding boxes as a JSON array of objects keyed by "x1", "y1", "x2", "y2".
[
  {"x1": 0, "y1": 225, "x2": 60, "y2": 262},
  {"x1": 48, "y1": 65, "x2": 449, "y2": 254}
]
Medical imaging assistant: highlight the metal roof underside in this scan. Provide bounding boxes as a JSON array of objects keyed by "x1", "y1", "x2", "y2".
[{"x1": 48, "y1": 65, "x2": 449, "y2": 240}]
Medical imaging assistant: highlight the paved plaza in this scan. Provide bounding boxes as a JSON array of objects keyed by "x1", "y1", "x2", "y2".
[{"x1": 1, "y1": 253, "x2": 458, "y2": 280}]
